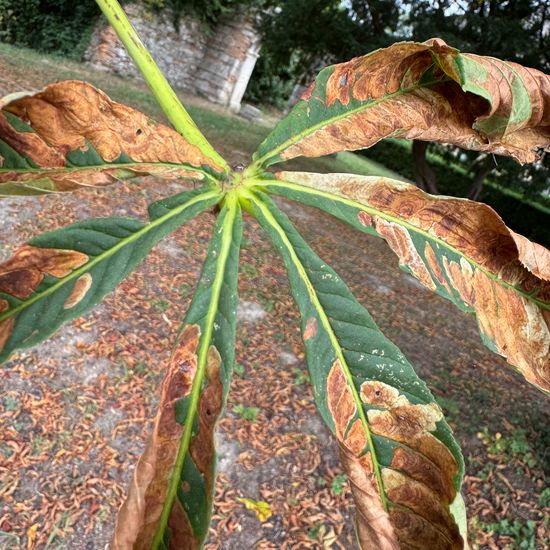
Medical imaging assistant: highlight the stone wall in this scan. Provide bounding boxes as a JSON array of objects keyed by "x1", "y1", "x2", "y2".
[
  {"x1": 85, "y1": 4, "x2": 260, "y2": 111},
  {"x1": 194, "y1": 13, "x2": 260, "y2": 110}
]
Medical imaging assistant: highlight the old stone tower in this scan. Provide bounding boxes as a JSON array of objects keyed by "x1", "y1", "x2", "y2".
[{"x1": 86, "y1": 4, "x2": 261, "y2": 111}]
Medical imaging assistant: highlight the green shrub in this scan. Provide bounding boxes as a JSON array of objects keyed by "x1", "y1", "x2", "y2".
[
  {"x1": 244, "y1": 52, "x2": 297, "y2": 110},
  {"x1": 0, "y1": 0, "x2": 100, "y2": 58}
]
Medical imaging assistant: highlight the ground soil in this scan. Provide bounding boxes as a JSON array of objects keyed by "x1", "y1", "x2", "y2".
[{"x1": 0, "y1": 49, "x2": 549, "y2": 550}]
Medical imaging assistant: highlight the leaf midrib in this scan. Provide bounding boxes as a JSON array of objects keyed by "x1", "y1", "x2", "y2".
[
  {"x1": 0, "y1": 188, "x2": 221, "y2": 323},
  {"x1": 0, "y1": 161, "x2": 211, "y2": 180},
  {"x1": 248, "y1": 190, "x2": 388, "y2": 511},
  {"x1": 151, "y1": 192, "x2": 239, "y2": 549},
  {"x1": 253, "y1": 75, "x2": 448, "y2": 168},
  {"x1": 262, "y1": 179, "x2": 550, "y2": 311}
]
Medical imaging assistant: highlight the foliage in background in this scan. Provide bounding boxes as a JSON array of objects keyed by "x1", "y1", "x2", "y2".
[
  {"x1": 244, "y1": 0, "x2": 399, "y2": 106},
  {"x1": 144, "y1": 0, "x2": 267, "y2": 30},
  {"x1": 406, "y1": 0, "x2": 550, "y2": 73},
  {"x1": 244, "y1": 50, "x2": 298, "y2": 110},
  {"x1": 0, "y1": 0, "x2": 101, "y2": 58},
  {"x1": 0, "y1": 0, "x2": 264, "y2": 55}
]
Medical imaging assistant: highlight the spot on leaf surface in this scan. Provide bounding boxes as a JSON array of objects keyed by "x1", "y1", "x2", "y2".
[
  {"x1": 0, "y1": 245, "x2": 88, "y2": 299},
  {"x1": 0, "y1": 299, "x2": 13, "y2": 353},
  {"x1": 303, "y1": 317, "x2": 318, "y2": 340},
  {"x1": 375, "y1": 219, "x2": 436, "y2": 291},
  {"x1": 357, "y1": 210, "x2": 373, "y2": 227},
  {"x1": 64, "y1": 273, "x2": 93, "y2": 309}
]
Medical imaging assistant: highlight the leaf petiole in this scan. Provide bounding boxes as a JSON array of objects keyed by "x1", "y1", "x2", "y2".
[{"x1": 94, "y1": 0, "x2": 229, "y2": 176}]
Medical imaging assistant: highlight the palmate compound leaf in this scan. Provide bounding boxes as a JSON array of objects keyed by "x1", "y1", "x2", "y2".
[
  {"x1": 111, "y1": 192, "x2": 242, "y2": 550},
  {"x1": 260, "y1": 172, "x2": 550, "y2": 394},
  {"x1": 246, "y1": 189, "x2": 466, "y2": 549},
  {"x1": 251, "y1": 39, "x2": 550, "y2": 170},
  {"x1": 0, "y1": 81, "x2": 225, "y2": 196},
  {"x1": 0, "y1": 185, "x2": 221, "y2": 364}
]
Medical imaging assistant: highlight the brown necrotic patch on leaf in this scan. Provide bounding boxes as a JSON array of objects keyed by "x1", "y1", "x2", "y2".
[
  {"x1": 303, "y1": 317, "x2": 318, "y2": 340},
  {"x1": 277, "y1": 39, "x2": 549, "y2": 164},
  {"x1": 375, "y1": 220, "x2": 436, "y2": 290},
  {"x1": 367, "y1": 403, "x2": 442, "y2": 441},
  {"x1": 367, "y1": 405, "x2": 459, "y2": 483},
  {"x1": 360, "y1": 382, "x2": 459, "y2": 500},
  {"x1": 382, "y1": 469, "x2": 462, "y2": 547},
  {"x1": 389, "y1": 508, "x2": 461, "y2": 550},
  {"x1": 110, "y1": 324, "x2": 201, "y2": 550},
  {"x1": 188, "y1": 345, "x2": 223, "y2": 499},
  {"x1": 424, "y1": 243, "x2": 453, "y2": 295},
  {"x1": 357, "y1": 210, "x2": 373, "y2": 227},
  {"x1": 166, "y1": 499, "x2": 195, "y2": 550},
  {"x1": 510, "y1": 231, "x2": 550, "y2": 281},
  {"x1": 391, "y1": 446, "x2": 454, "y2": 505},
  {"x1": 0, "y1": 112, "x2": 66, "y2": 168},
  {"x1": 443, "y1": 257, "x2": 550, "y2": 390},
  {"x1": 0, "y1": 317, "x2": 14, "y2": 354},
  {"x1": 300, "y1": 82, "x2": 316, "y2": 102},
  {"x1": 326, "y1": 360, "x2": 399, "y2": 549},
  {"x1": 0, "y1": 245, "x2": 89, "y2": 299},
  {"x1": 339, "y1": 446, "x2": 401, "y2": 550},
  {"x1": 0, "y1": 164, "x2": 203, "y2": 195},
  {"x1": 359, "y1": 382, "x2": 459, "y2": 492},
  {"x1": 0, "y1": 299, "x2": 13, "y2": 353},
  {"x1": 325, "y1": 62, "x2": 356, "y2": 106},
  {"x1": 276, "y1": 171, "x2": 550, "y2": 392},
  {"x1": 327, "y1": 362, "x2": 462, "y2": 549},
  {"x1": 64, "y1": 273, "x2": 93, "y2": 309},
  {"x1": 359, "y1": 382, "x2": 461, "y2": 548},
  {"x1": 360, "y1": 381, "x2": 409, "y2": 408},
  {"x1": 1, "y1": 80, "x2": 221, "y2": 172}
]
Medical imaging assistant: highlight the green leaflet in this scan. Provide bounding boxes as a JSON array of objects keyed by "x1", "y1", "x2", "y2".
[
  {"x1": 250, "y1": 39, "x2": 549, "y2": 171},
  {"x1": 158, "y1": 193, "x2": 242, "y2": 548},
  {"x1": 257, "y1": 173, "x2": 550, "y2": 394},
  {"x1": 110, "y1": 192, "x2": 242, "y2": 549},
  {"x1": 247, "y1": 190, "x2": 464, "y2": 548},
  {"x1": 450, "y1": 493, "x2": 470, "y2": 550},
  {"x1": 0, "y1": 186, "x2": 220, "y2": 364}
]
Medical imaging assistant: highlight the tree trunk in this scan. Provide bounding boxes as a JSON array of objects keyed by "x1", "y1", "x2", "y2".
[
  {"x1": 365, "y1": 0, "x2": 383, "y2": 34},
  {"x1": 412, "y1": 140, "x2": 439, "y2": 194},
  {"x1": 467, "y1": 157, "x2": 493, "y2": 201}
]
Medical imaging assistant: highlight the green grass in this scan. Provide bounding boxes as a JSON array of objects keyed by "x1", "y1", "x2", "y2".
[
  {"x1": 233, "y1": 404, "x2": 260, "y2": 422},
  {"x1": 234, "y1": 363, "x2": 245, "y2": 377},
  {"x1": 292, "y1": 367, "x2": 309, "y2": 385},
  {"x1": 330, "y1": 474, "x2": 348, "y2": 496},
  {"x1": 478, "y1": 518, "x2": 538, "y2": 550}
]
